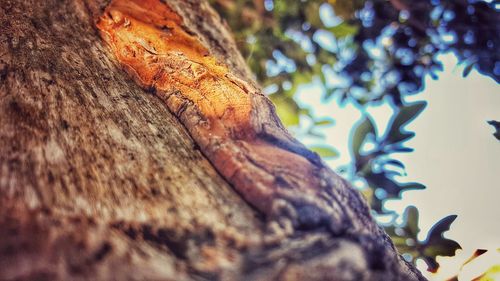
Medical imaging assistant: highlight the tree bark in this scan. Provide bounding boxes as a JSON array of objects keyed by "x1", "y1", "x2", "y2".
[{"x1": 0, "y1": 0, "x2": 425, "y2": 280}]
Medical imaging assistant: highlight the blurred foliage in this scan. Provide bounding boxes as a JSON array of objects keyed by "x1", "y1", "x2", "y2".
[
  {"x1": 213, "y1": 0, "x2": 499, "y2": 106},
  {"x1": 488, "y1": 120, "x2": 500, "y2": 141},
  {"x1": 446, "y1": 249, "x2": 499, "y2": 281},
  {"x1": 351, "y1": 101, "x2": 427, "y2": 212},
  {"x1": 212, "y1": 0, "x2": 499, "y2": 271},
  {"x1": 477, "y1": 265, "x2": 500, "y2": 281},
  {"x1": 385, "y1": 206, "x2": 461, "y2": 272}
]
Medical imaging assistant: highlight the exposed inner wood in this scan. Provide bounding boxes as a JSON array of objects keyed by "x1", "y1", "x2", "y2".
[
  {"x1": 98, "y1": 0, "x2": 372, "y2": 238},
  {"x1": 0, "y1": 0, "x2": 426, "y2": 279}
]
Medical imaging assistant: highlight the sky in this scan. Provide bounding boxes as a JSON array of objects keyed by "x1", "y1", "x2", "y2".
[
  {"x1": 388, "y1": 55, "x2": 500, "y2": 250},
  {"x1": 294, "y1": 54, "x2": 500, "y2": 280}
]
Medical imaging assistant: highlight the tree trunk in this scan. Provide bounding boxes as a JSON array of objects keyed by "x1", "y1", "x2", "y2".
[{"x1": 0, "y1": 0, "x2": 425, "y2": 280}]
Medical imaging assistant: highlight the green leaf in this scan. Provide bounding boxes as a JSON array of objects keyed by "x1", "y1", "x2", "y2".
[
  {"x1": 404, "y1": 206, "x2": 420, "y2": 237},
  {"x1": 314, "y1": 118, "x2": 335, "y2": 126},
  {"x1": 426, "y1": 215, "x2": 458, "y2": 243},
  {"x1": 384, "y1": 159, "x2": 405, "y2": 169},
  {"x1": 400, "y1": 183, "x2": 426, "y2": 191},
  {"x1": 366, "y1": 172, "x2": 402, "y2": 197},
  {"x1": 487, "y1": 120, "x2": 500, "y2": 141},
  {"x1": 351, "y1": 117, "x2": 376, "y2": 157},
  {"x1": 387, "y1": 101, "x2": 427, "y2": 144},
  {"x1": 463, "y1": 62, "x2": 475, "y2": 77},
  {"x1": 423, "y1": 238, "x2": 462, "y2": 258},
  {"x1": 393, "y1": 147, "x2": 414, "y2": 153},
  {"x1": 309, "y1": 145, "x2": 339, "y2": 159},
  {"x1": 328, "y1": 22, "x2": 359, "y2": 38},
  {"x1": 478, "y1": 265, "x2": 500, "y2": 281},
  {"x1": 423, "y1": 215, "x2": 461, "y2": 258},
  {"x1": 392, "y1": 102, "x2": 427, "y2": 130}
]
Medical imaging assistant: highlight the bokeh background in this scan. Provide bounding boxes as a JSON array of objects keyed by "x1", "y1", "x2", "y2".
[{"x1": 211, "y1": 0, "x2": 500, "y2": 280}]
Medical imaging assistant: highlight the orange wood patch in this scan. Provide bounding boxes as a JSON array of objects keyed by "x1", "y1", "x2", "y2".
[
  {"x1": 97, "y1": 0, "x2": 340, "y2": 230},
  {"x1": 97, "y1": 0, "x2": 253, "y2": 129}
]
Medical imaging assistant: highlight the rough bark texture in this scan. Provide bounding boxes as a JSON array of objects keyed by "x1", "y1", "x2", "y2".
[{"x1": 0, "y1": 0, "x2": 425, "y2": 280}]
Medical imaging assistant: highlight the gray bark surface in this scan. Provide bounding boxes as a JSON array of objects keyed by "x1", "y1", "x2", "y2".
[{"x1": 0, "y1": 1, "x2": 425, "y2": 280}]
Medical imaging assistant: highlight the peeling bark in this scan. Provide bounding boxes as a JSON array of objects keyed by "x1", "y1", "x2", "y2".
[{"x1": 0, "y1": 0, "x2": 425, "y2": 280}]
